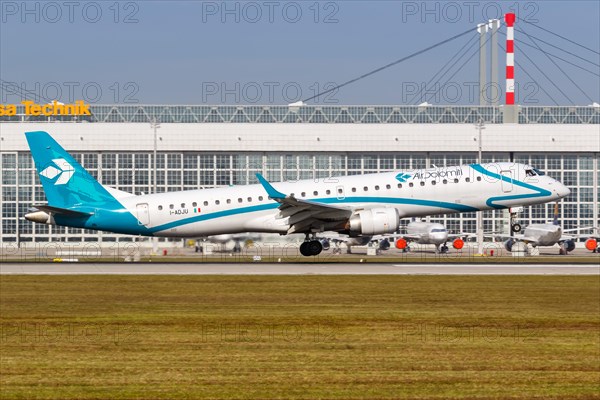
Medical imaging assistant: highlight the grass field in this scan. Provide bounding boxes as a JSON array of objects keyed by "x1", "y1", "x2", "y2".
[{"x1": 1, "y1": 275, "x2": 599, "y2": 399}]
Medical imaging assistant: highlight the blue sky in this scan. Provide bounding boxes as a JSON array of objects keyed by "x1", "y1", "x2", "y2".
[{"x1": 1, "y1": 1, "x2": 598, "y2": 105}]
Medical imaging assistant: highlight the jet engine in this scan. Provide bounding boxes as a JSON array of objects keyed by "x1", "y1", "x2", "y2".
[
  {"x1": 562, "y1": 240, "x2": 576, "y2": 253},
  {"x1": 452, "y1": 238, "x2": 464, "y2": 250},
  {"x1": 348, "y1": 208, "x2": 399, "y2": 236},
  {"x1": 320, "y1": 239, "x2": 331, "y2": 251},
  {"x1": 504, "y1": 238, "x2": 515, "y2": 252},
  {"x1": 395, "y1": 238, "x2": 408, "y2": 250},
  {"x1": 378, "y1": 238, "x2": 390, "y2": 250}
]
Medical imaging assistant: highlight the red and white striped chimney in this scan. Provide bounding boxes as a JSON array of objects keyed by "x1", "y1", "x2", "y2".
[{"x1": 505, "y1": 12, "x2": 516, "y2": 105}]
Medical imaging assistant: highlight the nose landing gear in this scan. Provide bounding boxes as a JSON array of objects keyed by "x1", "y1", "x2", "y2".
[{"x1": 509, "y1": 209, "x2": 522, "y2": 234}]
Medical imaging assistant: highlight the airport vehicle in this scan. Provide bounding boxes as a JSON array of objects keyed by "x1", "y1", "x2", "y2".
[
  {"x1": 24, "y1": 131, "x2": 570, "y2": 257},
  {"x1": 394, "y1": 221, "x2": 468, "y2": 253}
]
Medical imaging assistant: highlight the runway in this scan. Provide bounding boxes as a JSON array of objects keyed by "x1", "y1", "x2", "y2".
[{"x1": 1, "y1": 263, "x2": 598, "y2": 275}]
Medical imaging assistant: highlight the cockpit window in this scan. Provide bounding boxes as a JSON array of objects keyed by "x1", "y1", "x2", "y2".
[
  {"x1": 431, "y1": 228, "x2": 447, "y2": 233},
  {"x1": 526, "y1": 168, "x2": 546, "y2": 177}
]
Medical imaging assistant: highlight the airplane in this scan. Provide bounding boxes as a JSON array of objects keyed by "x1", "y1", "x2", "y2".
[
  {"x1": 501, "y1": 204, "x2": 595, "y2": 255},
  {"x1": 23, "y1": 131, "x2": 571, "y2": 257},
  {"x1": 201, "y1": 233, "x2": 262, "y2": 253},
  {"x1": 393, "y1": 221, "x2": 468, "y2": 254},
  {"x1": 318, "y1": 234, "x2": 392, "y2": 254}
]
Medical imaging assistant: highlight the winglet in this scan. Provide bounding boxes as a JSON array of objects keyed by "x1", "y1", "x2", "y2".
[{"x1": 255, "y1": 173, "x2": 286, "y2": 199}]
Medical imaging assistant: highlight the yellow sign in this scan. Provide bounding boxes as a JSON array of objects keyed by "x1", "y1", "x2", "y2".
[{"x1": 0, "y1": 101, "x2": 91, "y2": 117}]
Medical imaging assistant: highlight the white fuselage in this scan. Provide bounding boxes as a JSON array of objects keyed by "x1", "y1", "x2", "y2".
[
  {"x1": 405, "y1": 222, "x2": 448, "y2": 245},
  {"x1": 110, "y1": 163, "x2": 568, "y2": 238},
  {"x1": 521, "y1": 224, "x2": 563, "y2": 246}
]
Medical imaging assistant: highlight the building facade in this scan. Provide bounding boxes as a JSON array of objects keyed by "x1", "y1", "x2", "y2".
[{"x1": 1, "y1": 105, "x2": 598, "y2": 244}]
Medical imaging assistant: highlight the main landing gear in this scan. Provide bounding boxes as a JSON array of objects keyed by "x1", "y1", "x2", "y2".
[{"x1": 299, "y1": 234, "x2": 323, "y2": 257}]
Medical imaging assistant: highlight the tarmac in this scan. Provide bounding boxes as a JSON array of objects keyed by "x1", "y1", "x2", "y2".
[{"x1": 1, "y1": 263, "x2": 598, "y2": 275}]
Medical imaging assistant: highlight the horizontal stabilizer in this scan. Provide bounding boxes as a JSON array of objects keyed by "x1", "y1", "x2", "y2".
[{"x1": 33, "y1": 205, "x2": 93, "y2": 217}]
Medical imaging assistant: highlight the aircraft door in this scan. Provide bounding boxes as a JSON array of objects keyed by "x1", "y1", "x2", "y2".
[
  {"x1": 136, "y1": 203, "x2": 150, "y2": 226},
  {"x1": 336, "y1": 185, "x2": 345, "y2": 200},
  {"x1": 500, "y1": 170, "x2": 514, "y2": 193}
]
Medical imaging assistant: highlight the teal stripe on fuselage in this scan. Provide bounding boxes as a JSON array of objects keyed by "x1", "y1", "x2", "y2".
[
  {"x1": 149, "y1": 196, "x2": 479, "y2": 233},
  {"x1": 470, "y1": 164, "x2": 552, "y2": 209}
]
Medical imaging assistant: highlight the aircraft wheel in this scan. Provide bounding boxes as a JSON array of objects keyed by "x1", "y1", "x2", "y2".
[
  {"x1": 299, "y1": 242, "x2": 311, "y2": 257},
  {"x1": 307, "y1": 240, "x2": 323, "y2": 256},
  {"x1": 441, "y1": 245, "x2": 449, "y2": 253},
  {"x1": 511, "y1": 223, "x2": 522, "y2": 233}
]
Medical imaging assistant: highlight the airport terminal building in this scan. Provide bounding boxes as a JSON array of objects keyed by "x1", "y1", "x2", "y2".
[{"x1": 1, "y1": 104, "x2": 599, "y2": 244}]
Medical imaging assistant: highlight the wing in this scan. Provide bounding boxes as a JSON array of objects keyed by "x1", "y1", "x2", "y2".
[
  {"x1": 401, "y1": 234, "x2": 424, "y2": 241},
  {"x1": 256, "y1": 173, "x2": 353, "y2": 234},
  {"x1": 487, "y1": 233, "x2": 538, "y2": 244}
]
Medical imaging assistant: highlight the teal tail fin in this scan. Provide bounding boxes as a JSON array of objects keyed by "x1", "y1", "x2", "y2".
[{"x1": 25, "y1": 131, "x2": 117, "y2": 210}]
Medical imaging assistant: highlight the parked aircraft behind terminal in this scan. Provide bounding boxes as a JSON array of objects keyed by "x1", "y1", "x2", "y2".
[
  {"x1": 394, "y1": 221, "x2": 469, "y2": 254},
  {"x1": 24, "y1": 131, "x2": 570, "y2": 257}
]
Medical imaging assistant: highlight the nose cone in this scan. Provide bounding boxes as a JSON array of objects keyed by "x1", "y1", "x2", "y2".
[
  {"x1": 555, "y1": 183, "x2": 571, "y2": 199},
  {"x1": 431, "y1": 232, "x2": 448, "y2": 243}
]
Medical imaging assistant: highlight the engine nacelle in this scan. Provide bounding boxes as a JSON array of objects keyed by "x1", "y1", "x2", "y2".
[
  {"x1": 378, "y1": 239, "x2": 390, "y2": 251},
  {"x1": 320, "y1": 239, "x2": 331, "y2": 251},
  {"x1": 395, "y1": 238, "x2": 408, "y2": 250},
  {"x1": 348, "y1": 208, "x2": 399, "y2": 236},
  {"x1": 504, "y1": 238, "x2": 515, "y2": 252},
  {"x1": 563, "y1": 240, "x2": 576, "y2": 253},
  {"x1": 452, "y1": 238, "x2": 464, "y2": 250},
  {"x1": 585, "y1": 238, "x2": 598, "y2": 252}
]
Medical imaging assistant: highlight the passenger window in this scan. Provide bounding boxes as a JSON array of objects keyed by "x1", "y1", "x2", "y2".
[
  {"x1": 420, "y1": 182, "x2": 425, "y2": 186},
  {"x1": 247, "y1": 197, "x2": 252, "y2": 202},
  {"x1": 169, "y1": 204, "x2": 174, "y2": 209},
  {"x1": 338, "y1": 188, "x2": 343, "y2": 194},
  {"x1": 476, "y1": 176, "x2": 482, "y2": 181},
  {"x1": 398, "y1": 183, "x2": 402, "y2": 189},
  {"x1": 227, "y1": 199, "x2": 231, "y2": 204},
  {"x1": 181, "y1": 203, "x2": 185, "y2": 208},
  {"x1": 313, "y1": 191, "x2": 318, "y2": 196},
  {"x1": 301, "y1": 192, "x2": 306, "y2": 197},
  {"x1": 203, "y1": 201, "x2": 208, "y2": 206},
  {"x1": 465, "y1": 177, "x2": 470, "y2": 183},
  {"x1": 443, "y1": 179, "x2": 448, "y2": 184},
  {"x1": 386, "y1": 184, "x2": 391, "y2": 189},
  {"x1": 258, "y1": 196, "x2": 263, "y2": 201},
  {"x1": 238, "y1": 198, "x2": 243, "y2": 203},
  {"x1": 192, "y1": 202, "x2": 197, "y2": 207},
  {"x1": 375, "y1": 185, "x2": 380, "y2": 190},
  {"x1": 363, "y1": 186, "x2": 368, "y2": 191},
  {"x1": 352, "y1": 187, "x2": 357, "y2": 192},
  {"x1": 454, "y1": 178, "x2": 459, "y2": 183},
  {"x1": 431, "y1": 181, "x2": 436, "y2": 185},
  {"x1": 326, "y1": 190, "x2": 331, "y2": 195},
  {"x1": 158, "y1": 205, "x2": 163, "y2": 211},
  {"x1": 409, "y1": 183, "x2": 414, "y2": 188},
  {"x1": 215, "y1": 200, "x2": 220, "y2": 205}
]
